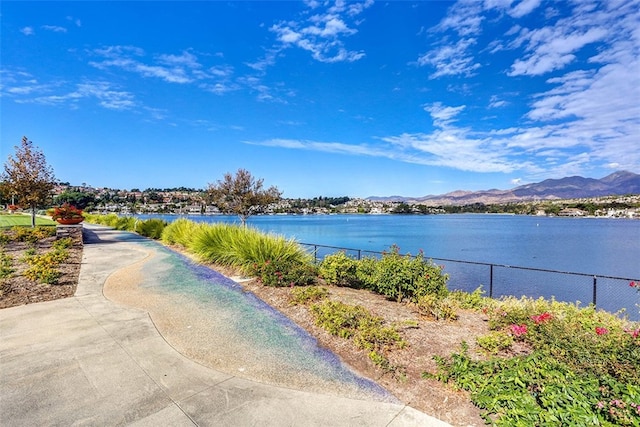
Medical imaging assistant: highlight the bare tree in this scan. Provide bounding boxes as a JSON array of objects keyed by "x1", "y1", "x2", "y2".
[
  {"x1": 2, "y1": 136, "x2": 56, "y2": 227},
  {"x1": 207, "y1": 169, "x2": 281, "y2": 226}
]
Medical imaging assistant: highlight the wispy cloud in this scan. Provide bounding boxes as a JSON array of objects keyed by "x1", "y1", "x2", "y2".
[
  {"x1": 2, "y1": 71, "x2": 137, "y2": 111},
  {"x1": 410, "y1": 0, "x2": 639, "y2": 180},
  {"x1": 417, "y1": 38, "x2": 481, "y2": 79},
  {"x1": 250, "y1": 77, "x2": 637, "y2": 179},
  {"x1": 269, "y1": 0, "x2": 372, "y2": 63},
  {"x1": 20, "y1": 27, "x2": 34, "y2": 36},
  {"x1": 508, "y1": 27, "x2": 607, "y2": 76},
  {"x1": 89, "y1": 47, "x2": 201, "y2": 84},
  {"x1": 42, "y1": 25, "x2": 67, "y2": 33},
  {"x1": 508, "y1": 0, "x2": 542, "y2": 18},
  {"x1": 66, "y1": 16, "x2": 82, "y2": 27}
]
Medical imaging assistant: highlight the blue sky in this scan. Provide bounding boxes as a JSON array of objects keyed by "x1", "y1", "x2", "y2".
[{"x1": 2, "y1": 0, "x2": 639, "y2": 198}]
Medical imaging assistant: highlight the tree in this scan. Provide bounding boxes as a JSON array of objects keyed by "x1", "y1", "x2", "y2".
[
  {"x1": 54, "y1": 190, "x2": 96, "y2": 209},
  {"x1": 2, "y1": 136, "x2": 56, "y2": 227},
  {"x1": 206, "y1": 168, "x2": 281, "y2": 226}
]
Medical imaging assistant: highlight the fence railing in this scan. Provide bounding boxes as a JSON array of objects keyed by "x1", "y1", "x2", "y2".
[{"x1": 299, "y1": 242, "x2": 640, "y2": 321}]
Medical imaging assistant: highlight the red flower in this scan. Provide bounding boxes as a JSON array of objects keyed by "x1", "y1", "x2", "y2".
[
  {"x1": 595, "y1": 327, "x2": 609, "y2": 336},
  {"x1": 531, "y1": 312, "x2": 552, "y2": 324}
]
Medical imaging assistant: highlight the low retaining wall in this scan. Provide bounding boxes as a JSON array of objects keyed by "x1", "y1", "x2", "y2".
[{"x1": 56, "y1": 224, "x2": 83, "y2": 244}]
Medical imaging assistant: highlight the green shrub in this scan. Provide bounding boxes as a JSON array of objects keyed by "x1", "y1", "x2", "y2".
[
  {"x1": 0, "y1": 232, "x2": 10, "y2": 246},
  {"x1": 83, "y1": 213, "x2": 120, "y2": 227},
  {"x1": 10, "y1": 226, "x2": 54, "y2": 244},
  {"x1": 448, "y1": 287, "x2": 491, "y2": 310},
  {"x1": 310, "y1": 300, "x2": 369, "y2": 339},
  {"x1": 232, "y1": 227, "x2": 311, "y2": 273},
  {"x1": 188, "y1": 222, "x2": 312, "y2": 275},
  {"x1": 250, "y1": 258, "x2": 317, "y2": 287},
  {"x1": 137, "y1": 218, "x2": 167, "y2": 239},
  {"x1": 319, "y1": 252, "x2": 360, "y2": 286},
  {"x1": 114, "y1": 216, "x2": 136, "y2": 231},
  {"x1": 188, "y1": 223, "x2": 244, "y2": 266},
  {"x1": 0, "y1": 251, "x2": 14, "y2": 279},
  {"x1": 289, "y1": 285, "x2": 329, "y2": 305},
  {"x1": 476, "y1": 331, "x2": 514, "y2": 354},
  {"x1": 22, "y1": 247, "x2": 70, "y2": 285},
  {"x1": 53, "y1": 237, "x2": 74, "y2": 250},
  {"x1": 415, "y1": 293, "x2": 458, "y2": 321},
  {"x1": 161, "y1": 218, "x2": 204, "y2": 247},
  {"x1": 427, "y1": 297, "x2": 640, "y2": 425},
  {"x1": 426, "y1": 347, "x2": 640, "y2": 426},
  {"x1": 485, "y1": 297, "x2": 640, "y2": 383},
  {"x1": 23, "y1": 248, "x2": 37, "y2": 257},
  {"x1": 355, "y1": 256, "x2": 377, "y2": 289},
  {"x1": 24, "y1": 263, "x2": 61, "y2": 284},
  {"x1": 310, "y1": 299, "x2": 406, "y2": 373},
  {"x1": 369, "y1": 246, "x2": 449, "y2": 302},
  {"x1": 25, "y1": 249, "x2": 69, "y2": 266}
]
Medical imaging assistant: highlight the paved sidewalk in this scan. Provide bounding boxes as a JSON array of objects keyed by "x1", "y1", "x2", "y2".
[{"x1": 0, "y1": 225, "x2": 451, "y2": 426}]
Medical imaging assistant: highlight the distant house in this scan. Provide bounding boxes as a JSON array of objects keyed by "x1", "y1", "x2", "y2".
[{"x1": 558, "y1": 208, "x2": 587, "y2": 217}]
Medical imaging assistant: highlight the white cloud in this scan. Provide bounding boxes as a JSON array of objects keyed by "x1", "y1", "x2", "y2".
[
  {"x1": 199, "y1": 82, "x2": 239, "y2": 95},
  {"x1": 89, "y1": 46, "x2": 212, "y2": 84},
  {"x1": 9, "y1": 79, "x2": 137, "y2": 111},
  {"x1": 423, "y1": 103, "x2": 466, "y2": 126},
  {"x1": 509, "y1": 27, "x2": 607, "y2": 76},
  {"x1": 433, "y1": 0, "x2": 485, "y2": 36},
  {"x1": 509, "y1": 0, "x2": 542, "y2": 18},
  {"x1": 20, "y1": 27, "x2": 34, "y2": 36},
  {"x1": 408, "y1": 0, "x2": 639, "y2": 179},
  {"x1": 158, "y1": 51, "x2": 200, "y2": 68},
  {"x1": 489, "y1": 96, "x2": 509, "y2": 108},
  {"x1": 270, "y1": 0, "x2": 371, "y2": 63},
  {"x1": 417, "y1": 38, "x2": 481, "y2": 78},
  {"x1": 66, "y1": 16, "x2": 82, "y2": 27},
  {"x1": 42, "y1": 25, "x2": 67, "y2": 33}
]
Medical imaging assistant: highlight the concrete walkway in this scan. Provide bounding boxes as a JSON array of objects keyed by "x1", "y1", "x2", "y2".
[{"x1": 0, "y1": 225, "x2": 451, "y2": 426}]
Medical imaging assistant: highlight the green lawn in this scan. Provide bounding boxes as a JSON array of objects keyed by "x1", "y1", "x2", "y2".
[{"x1": 0, "y1": 214, "x2": 56, "y2": 227}]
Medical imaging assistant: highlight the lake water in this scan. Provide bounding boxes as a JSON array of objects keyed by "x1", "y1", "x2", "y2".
[{"x1": 139, "y1": 213, "x2": 640, "y2": 320}]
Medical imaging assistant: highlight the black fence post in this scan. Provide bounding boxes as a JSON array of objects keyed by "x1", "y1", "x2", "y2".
[
  {"x1": 592, "y1": 276, "x2": 597, "y2": 307},
  {"x1": 357, "y1": 249, "x2": 361, "y2": 260},
  {"x1": 489, "y1": 264, "x2": 494, "y2": 299}
]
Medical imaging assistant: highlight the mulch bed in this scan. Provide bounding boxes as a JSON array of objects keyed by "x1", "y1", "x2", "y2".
[{"x1": 0, "y1": 234, "x2": 82, "y2": 309}]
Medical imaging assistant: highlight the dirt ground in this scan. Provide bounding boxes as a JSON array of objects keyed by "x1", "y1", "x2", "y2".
[
  {"x1": 0, "y1": 236, "x2": 82, "y2": 309},
  {"x1": 1, "y1": 235, "x2": 489, "y2": 426},
  {"x1": 237, "y1": 277, "x2": 489, "y2": 427}
]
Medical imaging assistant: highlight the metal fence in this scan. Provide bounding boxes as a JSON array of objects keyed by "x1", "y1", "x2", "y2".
[{"x1": 299, "y1": 242, "x2": 640, "y2": 321}]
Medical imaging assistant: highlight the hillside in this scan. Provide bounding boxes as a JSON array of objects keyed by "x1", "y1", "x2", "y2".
[{"x1": 368, "y1": 171, "x2": 640, "y2": 206}]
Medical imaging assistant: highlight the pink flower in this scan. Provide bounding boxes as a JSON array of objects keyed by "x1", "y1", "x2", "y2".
[
  {"x1": 510, "y1": 324, "x2": 527, "y2": 337},
  {"x1": 595, "y1": 326, "x2": 609, "y2": 336},
  {"x1": 630, "y1": 281, "x2": 639, "y2": 289},
  {"x1": 531, "y1": 312, "x2": 552, "y2": 324},
  {"x1": 625, "y1": 328, "x2": 639, "y2": 339}
]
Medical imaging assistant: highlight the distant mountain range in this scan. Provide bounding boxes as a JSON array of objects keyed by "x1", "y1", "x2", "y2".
[{"x1": 367, "y1": 171, "x2": 640, "y2": 206}]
